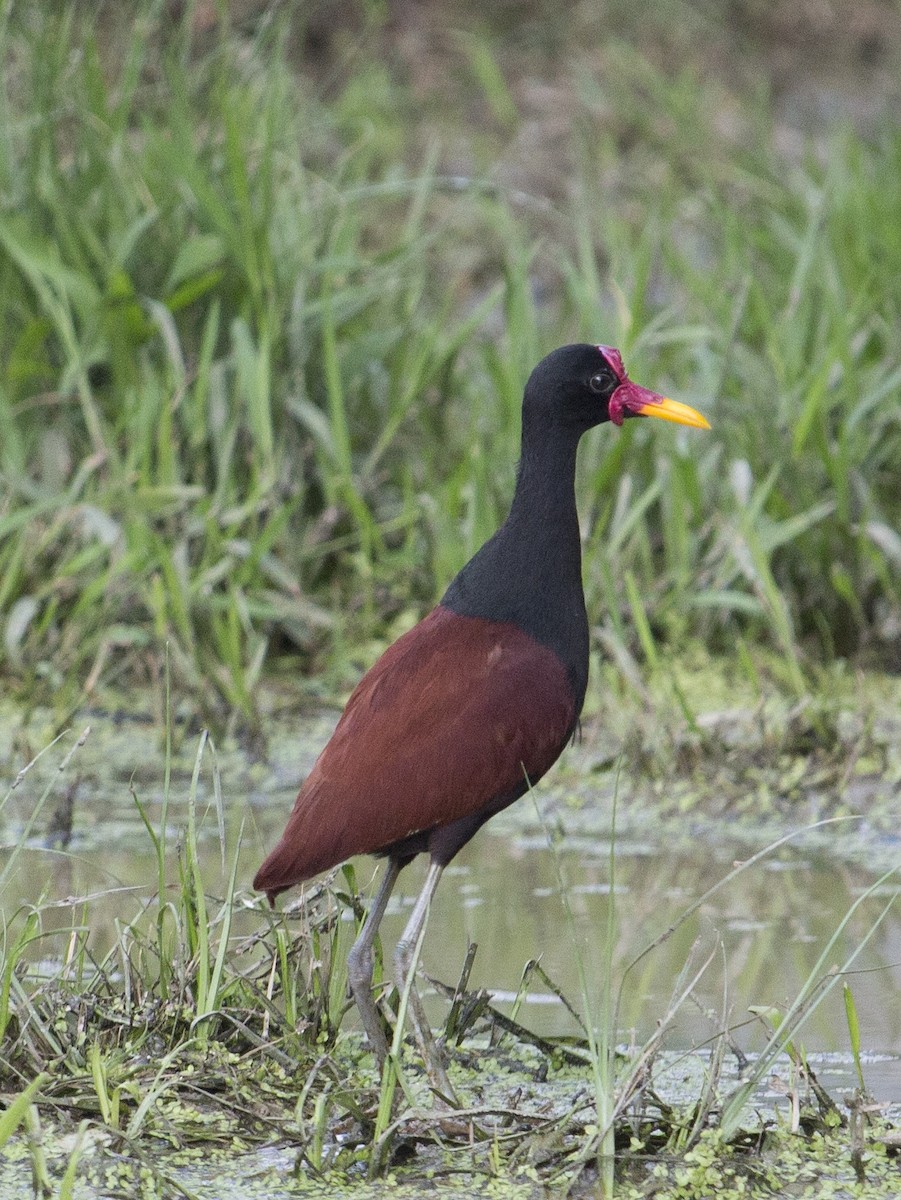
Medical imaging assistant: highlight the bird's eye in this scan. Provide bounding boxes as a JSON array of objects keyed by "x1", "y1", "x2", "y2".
[{"x1": 589, "y1": 372, "x2": 613, "y2": 394}]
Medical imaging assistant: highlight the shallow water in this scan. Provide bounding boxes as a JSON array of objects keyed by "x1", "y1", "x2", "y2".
[
  {"x1": 390, "y1": 833, "x2": 901, "y2": 1101},
  {"x1": 3, "y1": 703, "x2": 899, "y2": 1107}
]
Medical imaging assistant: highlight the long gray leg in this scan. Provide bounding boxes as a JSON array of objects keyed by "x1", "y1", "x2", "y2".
[
  {"x1": 346, "y1": 858, "x2": 402, "y2": 1067},
  {"x1": 393, "y1": 860, "x2": 454, "y2": 1098}
]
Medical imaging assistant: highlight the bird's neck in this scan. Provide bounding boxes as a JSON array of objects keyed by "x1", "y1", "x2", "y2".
[
  {"x1": 441, "y1": 425, "x2": 589, "y2": 710},
  {"x1": 507, "y1": 427, "x2": 581, "y2": 540}
]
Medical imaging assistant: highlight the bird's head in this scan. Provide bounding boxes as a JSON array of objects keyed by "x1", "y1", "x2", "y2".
[{"x1": 523, "y1": 343, "x2": 710, "y2": 433}]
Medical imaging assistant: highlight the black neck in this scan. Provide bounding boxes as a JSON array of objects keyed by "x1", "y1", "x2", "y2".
[{"x1": 441, "y1": 422, "x2": 589, "y2": 710}]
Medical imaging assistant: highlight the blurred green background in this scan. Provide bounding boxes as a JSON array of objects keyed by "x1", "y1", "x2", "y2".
[{"x1": 1, "y1": 0, "x2": 899, "y2": 729}]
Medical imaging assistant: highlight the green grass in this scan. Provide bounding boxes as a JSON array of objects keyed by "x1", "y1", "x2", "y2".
[
  {"x1": 0, "y1": 4, "x2": 898, "y2": 725},
  {"x1": 2, "y1": 12, "x2": 899, "y2": 1192},
  {"x1": 0, "y1": 717, "x2": 370, "y2": 1186}
]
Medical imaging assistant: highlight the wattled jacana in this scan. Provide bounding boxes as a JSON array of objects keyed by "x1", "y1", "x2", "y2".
[{"x1": 255, "y1": 344, "x2": 709, "y2": 1087}]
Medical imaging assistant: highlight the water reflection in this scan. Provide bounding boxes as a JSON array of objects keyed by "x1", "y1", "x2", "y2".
[{"x1": 402, "y1": 835, "x2": 901, "y2": 1051}]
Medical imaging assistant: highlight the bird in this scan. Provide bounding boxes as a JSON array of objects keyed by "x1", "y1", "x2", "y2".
[{"x1": 254, "y1": 343, "x2": 709, "y2": 1091}]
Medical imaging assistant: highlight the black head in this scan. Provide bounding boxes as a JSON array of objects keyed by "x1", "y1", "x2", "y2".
[
  {"x1": 522, "y1": 343, "x2": 710, "y2": 433},
  {"x1": 522, "y1": 344, "x2": 622, "y2": 432}
]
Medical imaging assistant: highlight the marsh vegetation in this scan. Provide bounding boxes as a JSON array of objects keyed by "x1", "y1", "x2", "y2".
[{"x1": 1, "y1": 1, "x2": 900, "y2": 1195}]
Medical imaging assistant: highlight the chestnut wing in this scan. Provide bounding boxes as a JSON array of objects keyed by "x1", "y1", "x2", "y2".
[{"x1": 254, "y1": 606, "x2": 575, "y2": 900}]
